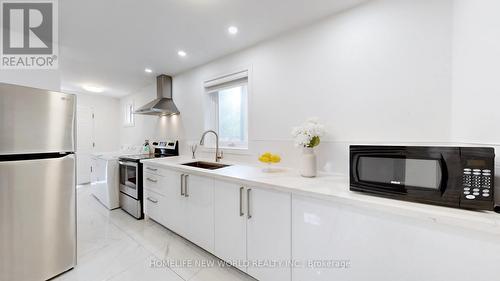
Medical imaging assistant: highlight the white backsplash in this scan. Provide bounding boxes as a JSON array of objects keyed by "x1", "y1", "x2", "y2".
[
  {"x1": 120, "y1": 144, "x2": 144, "y2": 155},
  {"x1": 181, "y1": 140, "x2": 500, "y2": 177}
]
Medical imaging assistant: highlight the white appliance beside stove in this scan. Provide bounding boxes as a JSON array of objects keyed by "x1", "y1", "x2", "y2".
[{"x1": 90, "y1": 152, "x2": 121, "y2": 209}]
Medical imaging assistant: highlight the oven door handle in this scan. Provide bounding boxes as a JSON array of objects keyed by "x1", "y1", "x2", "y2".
[{"x1": 119, "y1": 161, "x2": 138, "y2": 167}]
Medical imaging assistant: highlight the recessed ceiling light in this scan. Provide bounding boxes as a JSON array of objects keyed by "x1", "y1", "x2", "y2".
[
  {"x1": 144, "y1": 68, "x2": 153, "y2": 73},
  {"x1": 177, "y1": 50, "x2": 187, "y2": 57},
  {"x1": 82, "y1": 85, "x2": 104, "y2": 93},
  {"x1": 228, "y1": 26, "x2": 238, "y2": 35}
]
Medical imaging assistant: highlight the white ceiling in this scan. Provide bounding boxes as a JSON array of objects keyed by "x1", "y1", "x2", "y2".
[{"x1": 60, "y1": 0, "x2": 367, "y2": 97}]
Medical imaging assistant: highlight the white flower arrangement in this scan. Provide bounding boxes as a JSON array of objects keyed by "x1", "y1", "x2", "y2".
[{"x1": 291, "y1": 118, "x2": 325, "y2": 148}]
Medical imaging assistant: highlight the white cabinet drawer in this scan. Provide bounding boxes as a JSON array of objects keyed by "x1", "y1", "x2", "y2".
[
  {"x1": 143, "y1": 165, "x2": 165, "y2": 176},
  {"x1": 144, "y1": 189, "x2": 166, "y2": 225},
  {"x1": 144, "y1": 173, "x2": 166, "y2": 196}
]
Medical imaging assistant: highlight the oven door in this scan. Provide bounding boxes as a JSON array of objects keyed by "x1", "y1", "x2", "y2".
[{"x1": 119, "y1": 161, "x2": 139, "y2": 199}]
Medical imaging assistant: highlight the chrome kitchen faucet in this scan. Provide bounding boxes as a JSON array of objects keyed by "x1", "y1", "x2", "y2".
[{"x1": 199, "y1": 130, "x2": 223, "y2": 162}]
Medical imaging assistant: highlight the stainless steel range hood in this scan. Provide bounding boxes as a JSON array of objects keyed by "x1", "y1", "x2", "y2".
[{"x1": 134, "y1": 74, "x2": 180, "y2": 116}]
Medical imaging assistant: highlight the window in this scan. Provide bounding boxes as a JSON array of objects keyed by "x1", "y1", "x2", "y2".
[
  {"x1": 216, "y1": 84, "x2": 248, "y2": 148},
  {"x1": 124, "y1": 102, "x2": 135, "y2": 127},
  {"x1": 204, "y1": 70, "x2": 248, "y2": 149}
]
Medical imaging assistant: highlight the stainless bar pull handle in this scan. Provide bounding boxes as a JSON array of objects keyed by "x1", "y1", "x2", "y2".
[
  {"x1": 180, "y1": 174, "x2": 185, "y2": 196},
  {"x1": 146, "y1": 177, "x2": 157, "y2": 183},
  {"x1": 247, "y1": 188, "x2": 252, "y2": 219},
  {"x1": 146, "y1": 167, "x2": 158, "y2": 171},
  {"x1": 239, "y1": 187, "x2": 244, "y2": 216},
  {"x1": 147, "y1": 197, "x2": 158, "y2": 204},
  {"x1": 119, "y1": 161, "x2": 137, "y2": 167},
  {"x1": 184, "y1": 175, "x2": 189, "y2": 197}
]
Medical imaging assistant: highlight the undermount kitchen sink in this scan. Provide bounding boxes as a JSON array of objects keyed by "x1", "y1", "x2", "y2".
[{"x1": 181, "y1": 161, "x2": 231, "y2": 170}]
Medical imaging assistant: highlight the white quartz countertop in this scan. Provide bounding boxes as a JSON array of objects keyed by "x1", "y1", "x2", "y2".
[{"x1": 141, "y1": 156, "x2": 500, "y2": 234}]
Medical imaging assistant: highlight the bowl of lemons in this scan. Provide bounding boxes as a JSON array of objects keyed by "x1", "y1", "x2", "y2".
[{"x1": 258, "y1": 152, "x2": 281, "y2": 172}]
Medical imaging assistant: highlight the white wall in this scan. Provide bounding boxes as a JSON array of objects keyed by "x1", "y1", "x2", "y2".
[
  {"x1": 121, "y1": 0, "x2": 454, "y2": 175},
  {"x1": 452, "y1": 0, "x2": 500, "y2": 145},
  {"x1": 76, "y1": 94, "x2": 121, "y2": 152},
  {"x1": 0, "y1": 70, "x2": 61, "y2": 91}
]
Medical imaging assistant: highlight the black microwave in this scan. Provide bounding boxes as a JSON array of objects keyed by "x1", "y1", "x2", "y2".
[{"x1": 350, "y1": 146, "x2": 495, "y2": 211}]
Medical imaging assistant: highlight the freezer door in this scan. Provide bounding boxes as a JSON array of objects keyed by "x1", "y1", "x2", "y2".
[
  {"x1": 0, "y1": 154, "x2": 76, "y2": 281},
  {"x1": 0, "y1": 83, "x2": 76, "y2": 155}
]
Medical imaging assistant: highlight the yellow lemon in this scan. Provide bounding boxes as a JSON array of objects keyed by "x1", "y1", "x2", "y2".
[
  {"x1": 259, "y1": 152, "x2": 281, "y2": 164},
  {"x1": 270, "y1": 155, "x2": 281, "y2": 163},
  {"x1": 259, "y1": 156, "x2": 271, "y2": 163}
]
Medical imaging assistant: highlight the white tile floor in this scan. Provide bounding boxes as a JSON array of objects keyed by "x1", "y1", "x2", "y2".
[{"x1": 55, "y1": 185, "x2": 256, "y2": 281}]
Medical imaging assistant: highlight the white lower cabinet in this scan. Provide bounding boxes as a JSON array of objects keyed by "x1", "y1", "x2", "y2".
[
  {"x1": 292, "y1": 194, "x2": 351, "y2": 281},
  {"x1": 144, "y1": 168, "x2": 215, "y2": 252},
  {"x1": 292, "y1": 194, "x2": 500, "y2": 281},
  {"x1": 214, "y1": 181, "x2": 247, "y2": 272},
  {"x1": 184, "y1": 174, "x2": 215, "y2": 252},
  {"x1": 162, "y1": 169, "x2": 186, "y2": 235},
  {"x1": 214, "y1": 180, "x2": 292, "y2": 281},
  {"x1": 146, "y1": 166, "x2": 500, "y2": 281},
  {"x1": 246, "y1": 188, "x2": 291, "y2": 281},
  {"x1": 145, "y1": 168, "x2": 292, "y2": 281}
]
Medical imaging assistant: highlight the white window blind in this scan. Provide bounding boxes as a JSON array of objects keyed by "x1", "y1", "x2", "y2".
[{"x1": 204, "y1": 70, "x2": 248, "y2": 88}]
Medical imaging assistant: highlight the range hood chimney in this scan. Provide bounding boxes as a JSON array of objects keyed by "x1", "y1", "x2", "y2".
[{"x1": 134, "y1": 74, "x2": 180, "y2": 116}]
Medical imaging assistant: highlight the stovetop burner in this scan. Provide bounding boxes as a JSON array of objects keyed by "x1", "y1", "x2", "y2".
[
  {"x1": 119, "y1": 153, "x2": 175, "y2": 162},
  {"x1": 118, "y1": 140, "x2": 179, "y2": 162}
]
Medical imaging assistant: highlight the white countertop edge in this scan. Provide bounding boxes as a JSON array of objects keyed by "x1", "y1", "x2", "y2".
[{"x1": 141, "y1": 157, "x2": 500, "y2": 235}]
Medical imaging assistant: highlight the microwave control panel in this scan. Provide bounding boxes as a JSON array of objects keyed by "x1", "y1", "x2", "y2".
[{"x1": 462, "y1": 168, "x2": 492, "y2": 201}]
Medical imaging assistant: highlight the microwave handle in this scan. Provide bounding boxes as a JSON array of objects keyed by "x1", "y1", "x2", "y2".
[{"x1": 437, "y1": 156, "x2": 448, "y2": 193}]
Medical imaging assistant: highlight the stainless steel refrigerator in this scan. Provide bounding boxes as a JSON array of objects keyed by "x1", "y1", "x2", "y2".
[{"x1": 0, "y1": 83, "x2": 77, "y2": 281}]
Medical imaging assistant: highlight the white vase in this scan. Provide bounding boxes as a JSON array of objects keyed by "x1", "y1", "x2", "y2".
[{"x1": 300, "y1": 147, "x2": 317, "y2": 178}]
